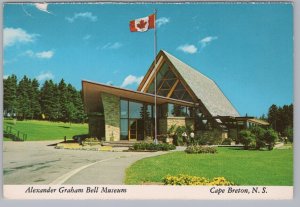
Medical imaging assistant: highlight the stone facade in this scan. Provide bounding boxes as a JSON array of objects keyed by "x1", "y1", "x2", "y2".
[
  {"x1": 88, "y1": 114, "x2": 105, "y2": 139},
  {"x1": 101, "y1": 93, "x2": 120, "y2": 141},
  {"x1": 158, "y1": 117, "x2": 195, "y2": 134}
]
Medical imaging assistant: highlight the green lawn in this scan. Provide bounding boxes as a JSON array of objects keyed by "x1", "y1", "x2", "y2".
[
  {"x1": 3, "y1": 119, "x2": 88, "y2": 141},
  {"x1": 125, "y1": 147, "x2": 293, "y2": 186}
]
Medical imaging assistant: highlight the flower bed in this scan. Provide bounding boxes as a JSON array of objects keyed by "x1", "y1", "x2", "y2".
[
  {"x1": 129, "y1": 142, "x2": 176, "y2": 151},
  {"x1": 185, "y1": 145, "x2": 217, "y2": 154},
  {"x1": 163, "y1": 174, "x2": 234, "y2": 186}
]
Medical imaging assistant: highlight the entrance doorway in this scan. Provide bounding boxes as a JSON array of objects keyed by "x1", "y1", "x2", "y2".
[{"x1": 129, "y1": 119, "x2": 144, "y2": 141}]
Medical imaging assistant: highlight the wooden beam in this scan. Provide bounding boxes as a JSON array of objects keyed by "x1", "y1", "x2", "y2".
[
  {"x1": 167, "y1": 79, "x2": 179, "y2": 98},
  {"x1": 165, "y1": 58, "x2": 198, "y2": 102},
  {"x1": 141, "y1": 57, "x2": 165, "y2": 92}
]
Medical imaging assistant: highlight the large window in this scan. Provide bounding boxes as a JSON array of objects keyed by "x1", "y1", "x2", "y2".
[
  {"x1": 145, "y1": 62, "x2": 193, "y2": 102},
  {"x1": 120, "y1": 99, "x2": 154, "y2": 140},
  {"x1": 120, "y1": 100, "x2": 129, "y2": 140},
  {"x1": 160, "y1": 103, "x2": 194, "y2": 118}
]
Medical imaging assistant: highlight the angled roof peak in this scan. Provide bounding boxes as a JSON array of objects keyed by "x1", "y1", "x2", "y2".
[
  {"x1": 139, "y1": 49, "x2": 240, "y2": 117},
  {"x1": 160, "y1": 50, "x2": 214, "y2": 82}
]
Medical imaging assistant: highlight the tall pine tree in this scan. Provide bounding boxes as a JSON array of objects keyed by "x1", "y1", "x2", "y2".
[
  {"x1": 3, "y1": 74, "x2": 18, "y2": 116},
  {"x1": 16, "y1": 76, "x2": 32, "y2": 119}
]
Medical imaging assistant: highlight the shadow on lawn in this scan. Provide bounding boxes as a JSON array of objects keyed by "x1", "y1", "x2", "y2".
[
  {"x1": 225, "y1": 147, "x2": 271, "y2": 151},
  {"x1": 58, "y1": 126, "x2": 71, "y2": 128}
]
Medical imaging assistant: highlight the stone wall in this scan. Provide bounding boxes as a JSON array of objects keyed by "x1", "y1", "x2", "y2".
[
  {"x1": 159, "y1": 117, "x2": 195, "y2": 134},
  {"x1": 88, "y1": 114, "x2": 105, "y2": 139},
  {"x1": 158, "y1": 118, "x2": 167, "y2": 134},
  {"x1": 101, "y1": 93, "x2": 120, "y2": 141}
]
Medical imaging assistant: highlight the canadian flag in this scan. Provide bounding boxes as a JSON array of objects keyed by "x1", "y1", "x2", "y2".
[{"x1": 129, "y1": 14, "x2": 155, "y2": 32}]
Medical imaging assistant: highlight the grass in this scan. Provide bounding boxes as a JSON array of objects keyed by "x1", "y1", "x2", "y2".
[
  {"x1": 125, "y1": 147, "x2": 293, "y2": 186},
  {"x1": 3, "y1": 119, "x2": 88, "y2": 141}
]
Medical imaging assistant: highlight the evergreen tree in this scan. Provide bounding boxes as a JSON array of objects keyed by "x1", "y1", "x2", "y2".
[
  {"x1": 267, "y1": 104, "x2": 278, "y2": 131},
  {"x1": 16, "y1": 76, "x2": 32, "y2": 119},
  {"x1": 58, "y1": 79, "x2": 68, "y2": 121},
  {"x1": 267, "y1": 103, "x2": 293, "y2": 137},
  {"x1": 3, "y1": 74, "x2": 18, "y2": 116},
  {"x1": 4, "y1": 74, "x2": 86, "y2": 123},
  {"x1": 29, "y1": 78, "x2": 41, "y2": 119},
  {"x1": 40, "y1": 80, "x2": 58, "y2": 121}
]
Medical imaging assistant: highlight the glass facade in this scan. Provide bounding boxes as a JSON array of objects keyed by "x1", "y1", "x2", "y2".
[
  {"x1": 146, "y1": 62, "x2": 193, "y2": 102},
  {"x1": 120, "y1": 99, "x2": 154, "y2": 140},
  {"x1": 160, "y1": 103, "x2": 194, "y2": 118}
]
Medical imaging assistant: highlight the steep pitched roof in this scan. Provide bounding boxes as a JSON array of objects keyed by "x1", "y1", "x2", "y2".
[{"x1": 139, "y1": 50, "x2": 240, "y2": 117}]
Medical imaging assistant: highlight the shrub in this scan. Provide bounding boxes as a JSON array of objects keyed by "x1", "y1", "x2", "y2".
[
  {"x1": 250, "y1": 126, "x2": 266, "y2": 149},
  {"x1": 264, "y1": 128, "x2": 278, "y2": 150},
  {"x1": 130, "y1": 142, "x2": 176, "y2": 151},
  {"x1": 194, "y1": 130, "x2": 222, "y2": 145},
  {"x1": 174, "y1": 126, "x2": 187, "y2": 146},
  {"x1": 185, "y1": 145, "x2": 217, "y2": 154},
  {"x1": 283, "y1": 126, "x2": 293, "y2": 143},
  {"x1": 221, "y1": 138, "x2": 232, "y2": 145},
  {"x1": 238, "y1": 130, "x2": 255, "y2": 150},
  {"x1": 163, "y1": 174, "x2": 234, "y2": 186}
]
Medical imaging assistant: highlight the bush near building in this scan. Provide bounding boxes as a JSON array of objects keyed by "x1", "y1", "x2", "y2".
[
  {"x1": 238, "y1": 127, "x2": 279, "y2": 150},
  {"x1": 185, "y1": 145, "x2": 217, "y2": 154},
  {"x1": 130, "y1": 142, "x2": 176, "y2": 151}
]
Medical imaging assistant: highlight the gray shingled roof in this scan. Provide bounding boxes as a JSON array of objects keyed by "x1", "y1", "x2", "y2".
[{"x1": 162, "y1": 50, "x2": 240, "y2": 117}]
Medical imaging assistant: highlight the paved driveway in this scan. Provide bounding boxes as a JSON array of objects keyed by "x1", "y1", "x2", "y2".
[{"x1": 3, "y1": 141, "x2": 168, "y2": 185}]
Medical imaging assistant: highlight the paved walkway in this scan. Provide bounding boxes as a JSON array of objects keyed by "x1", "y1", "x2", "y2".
[{"x1": 3, "y1": 141, "x2": 169, "y2": 185}]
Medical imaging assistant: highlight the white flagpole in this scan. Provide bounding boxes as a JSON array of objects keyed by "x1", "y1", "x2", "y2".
[{"x1": 154, "y1": 9, "x2": 158, "y2": 144}]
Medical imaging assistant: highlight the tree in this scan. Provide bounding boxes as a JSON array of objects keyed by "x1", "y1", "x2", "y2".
[
  {"x1": 58, "y1": 79, "x2": 68, "y2": 122},
  {"x1": 66, "y1": 102, "x2": 77, "y2": 124},
  {"x1": 268, "y1": 104, "x2": 278, "y2": 131},
  {"x1": 40, "y1": 80, "x2": 60, "y2": 121},
  {"x1": 250, "y1": 126, "x2": 266, "y2": 150},
  {"x1": 264, "y1": 128, "x2": 278, "y2": 150},
  {"x1": 266, "y1": 104, "x2": 293, "y2": 142},
  {"x1": 3, "y1": 75, "x2": 18, "y2": 116},
  {"x1": 283, "y1": 126, "x2": 293, "y2": 143},
  {"x1": 16, "y1": 76, "x2": 32, "y2": 119},
  {"x1": 238, "y1": 130, "x2": 255, "y2": 150},
  {"x1": 30, "y1": 79, "x2": 41, "y2": 119}
]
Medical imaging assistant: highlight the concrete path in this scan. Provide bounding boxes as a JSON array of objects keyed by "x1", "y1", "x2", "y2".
[{"x1": 3, "y1": 141, "x2": 168, "y2": 185}]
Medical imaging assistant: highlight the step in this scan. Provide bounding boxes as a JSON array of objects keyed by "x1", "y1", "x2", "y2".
[{"x1": 102, "y1": 141, "x2": 141, "y2": 147}]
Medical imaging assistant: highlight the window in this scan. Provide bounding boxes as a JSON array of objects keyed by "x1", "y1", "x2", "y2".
[
  {"x1": 129, "y1": 101, "x2": 143, "y2": 119},
  {"x1": 120, "y1": 100, "x2": 128, "y2": 118},
  {"x1": 163, "y1": 103, "x2": 194, "y2": 117},
  {"x1": 120, "y1": 99, "x2": 154, "y2": 140},
  {"x1": 120, "y1": 119, "x2": 128, "y2": 140}
]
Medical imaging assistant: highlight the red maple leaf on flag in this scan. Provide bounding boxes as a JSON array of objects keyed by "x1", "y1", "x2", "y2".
[{"x1": 137, "y1": 19, "x2": 147, "y2": 29}]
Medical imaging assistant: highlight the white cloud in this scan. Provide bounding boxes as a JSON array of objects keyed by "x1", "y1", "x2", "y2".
[
  {"x1": 177, "y1": 44, "x2": 198, "y2": 54},
  {"x1": 34, "y1": 3, "x2": 51, "y2": 14},
  {"x1": 36, "y1": 50, "x2": 54, "y2": 59},
  {"x1": 121, "y1": 75, "x2": 144, "y2": 88},
  {"x1": 199, "y1": 36, "x2": 218, "y2": 48},
  {"x1": 156, "y1": 17, "x2": 170, "y2": 28},
  {"x1": 83, "y1": 34, "x2": 91, "y2": 41},
  {"x1": 4, "y1": 27, "x2": 37, "y2": 48},
  {"x1": 3, "y1": 75, "x2": 9, "y2": 79},
  {"x1": 66, "y1": 12, "x2": 97, "y2": 23},
  {"x1": 101, "y1": 42, "x2": 123, "y2": 50},
  {"x1": 36, "y1": 71, "x2": 54, "y2": 82},
  {"x1": 106, "y1": 81, "x2": 113, "y2": 85},
  {"x1": 24, "y1": 50, "x2": 54, "y2": 59}
]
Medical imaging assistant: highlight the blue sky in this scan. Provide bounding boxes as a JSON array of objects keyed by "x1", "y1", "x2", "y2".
[{"x1": 3, "y1": 3, "x2": 293, "y2": 117}]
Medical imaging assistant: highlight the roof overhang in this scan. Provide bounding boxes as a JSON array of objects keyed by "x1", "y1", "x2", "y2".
[{"x1": 82, "y1": 80, "x2": 195, "y2": 113}]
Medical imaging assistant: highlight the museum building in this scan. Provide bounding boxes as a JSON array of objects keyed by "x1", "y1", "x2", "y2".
[{"x1": 82, "y1": 50, "x2": 268, "y2": 142}]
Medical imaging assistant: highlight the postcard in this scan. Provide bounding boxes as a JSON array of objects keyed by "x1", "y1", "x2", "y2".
[{"x1": 2, "y1": 1, "x2": 293, "y2": 200}]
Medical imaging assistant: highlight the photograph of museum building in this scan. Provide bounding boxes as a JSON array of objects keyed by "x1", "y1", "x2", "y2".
[{"x1": 82, "y1": 50, "x2": 268, "y2": 142}]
